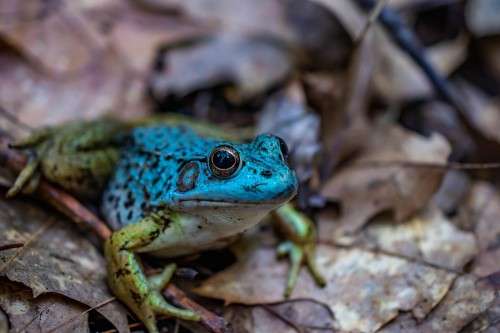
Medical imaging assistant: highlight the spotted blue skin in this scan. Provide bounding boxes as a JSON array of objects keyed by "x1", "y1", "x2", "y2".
[{"x1": 102, "y1": 125, "x2": 298, "y2": 230}]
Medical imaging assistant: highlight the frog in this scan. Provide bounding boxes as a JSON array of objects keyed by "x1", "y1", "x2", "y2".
[{"x1": 7, "y1": 116, "x2": 326, "y2": 333}]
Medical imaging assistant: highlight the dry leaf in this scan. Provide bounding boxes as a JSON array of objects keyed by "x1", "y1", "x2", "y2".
[
  {"x1": 380, "y1": 275, "x2": 495, "y2": 332},
  {"x1": 169, "y1": 0, "x2": 352, "y2": 69},
  {"x1": 257, "y1": 82, "x2": 321, "y2": 181},
  {"x1": 226, "y1": 301, "x2": 335, "y2": 333},
  {"x1": 194, "y1": 233, "x2": 456, "y2": 332},
  {"x1": 0, "y1": 1, "x2": 105, "y2": 76},
  {"x1": 357, "y1": 206, "x2": 477, "y2": 270},
  {"x1": 466, "y1": 0, "x2": 500, "y2": 37},
  {"x1": 0, "y1": 306, "x2": 7, "y2": 333},
  {"x1": 320, "y1": 122, "x2": 451, "y2": 234},
  {"x1": 0, "y1": 50, "x2": 147, "y2": 132},
  {"x1": 0, "y1": 198, "x2": 129, "y2": 333},
  {"x1": 404, "y1": 101, "x2": 477, "y2": 160},
  {"x1": 455, "y1": 80, "x2": 500, "y2": 145},
  {"x1": 0, "y1": 0, "x2": 205, "y2": 130},
  {"x1": 432, "y1": 170, "x2": 471, "y2": 215},
  {"x1": 479, "y1": 36, "x2": 500, "y2": 81},
  {"x1": 460, "y1": 182, "x2": 500, "y2": 277},
  {"x1": 150, "y1": 34, "x2": 293, "y2": 101},
  {"x1": 0, "y1": 279, "x2": 89, "y2": 333},
  {"x1": 314, "y1": 0, "x2": 467, "y2": 102}
]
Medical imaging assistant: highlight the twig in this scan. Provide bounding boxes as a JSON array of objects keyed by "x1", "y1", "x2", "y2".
[
  {"x1": 356, "y1": 0, "x2": 388, "y2": 42},
  {"x1": 44, "y1": 297, "x2": 116, "y2": 333},
  {"x1": 0, "y1": 135, "x2": 112, "y2": 239},
  {"x1": 0, "y1": 242, "x2": 24, "y2": 251},
  {"x1": 0, "y1": 218, "x2": 55, "y2": 274},
  {"x1": 354, "y1": 0, "x2": 457, "y2": 105},
  {"x1": 0, "y1": 133, "x2": 229, "y2": 333},
  {"x1": 0, "y1": 107, "x2": 33, "y2": 132},
  {"x1": 353, "y1": 160, "x2": 500, "y2": 170},
  {"x1": 354, "y1": 0, "x2": 495, "y2": 153}
]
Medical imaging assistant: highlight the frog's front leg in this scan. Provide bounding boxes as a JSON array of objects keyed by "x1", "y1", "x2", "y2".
[
  {"x1": 272, "y1": 203, "x2": 326, "y2": 297},
  {"x1": 104, "y1": 210, "x2": 200, "y2": 333},
  {"x1": 7, "y1": 119, "x2": 125, "y2": 199}
]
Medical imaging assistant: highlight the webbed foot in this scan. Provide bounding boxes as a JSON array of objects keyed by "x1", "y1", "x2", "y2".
[
  {"x1": 273, "y1": 204, "x2": 327, "y2": 298},
  {"x1": 137, "y1": 264, "x2": 201, "y2": 333}
]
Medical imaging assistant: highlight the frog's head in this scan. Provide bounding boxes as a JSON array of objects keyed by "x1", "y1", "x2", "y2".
[{"x1": 172, "y1": 134, "x2": 298, "y2": 227}]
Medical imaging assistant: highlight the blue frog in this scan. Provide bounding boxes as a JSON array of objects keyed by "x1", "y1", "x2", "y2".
[{"x1": 8, "y1": 116, "x2": 326, "y2": 333}]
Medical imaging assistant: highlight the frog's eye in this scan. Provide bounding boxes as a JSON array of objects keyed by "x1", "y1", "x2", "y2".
[
  {"x1": 276, "y1": 137, "x2": 289, "y2": 163},
  {"x1": 209, "y1": 145, "x2": 241, "y2": 178}
]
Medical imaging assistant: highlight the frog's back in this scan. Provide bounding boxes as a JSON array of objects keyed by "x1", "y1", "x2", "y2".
[{"x1": 101, "y1": 125, "x2": 216, "y2": 229}]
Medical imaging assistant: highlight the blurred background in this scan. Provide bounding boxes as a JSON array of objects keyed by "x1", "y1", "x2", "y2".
[{"x1": 1, "y1": 0, "x2": 500, "y2": 332}]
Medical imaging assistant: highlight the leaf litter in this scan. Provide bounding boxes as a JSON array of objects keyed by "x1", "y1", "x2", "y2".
[{"x1": 1, "y1": 0, "x2": 500, "y2": 332}]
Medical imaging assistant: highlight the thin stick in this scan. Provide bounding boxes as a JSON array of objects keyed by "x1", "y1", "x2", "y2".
[
  {"x1": 356, "y1": 0, "x2": 388, "y2": 42},
  {"x1": 0, "y1": 107, "x2": 33, "y2": 132},
  {"x1": 353, "y1": 160, "x2": 500, "y2": 170},
  {"x1": 354, "y1": 0, "x2": 492, "y2": 149},
  {"x1": 44, "y1": 297, "x2": 116, "y2": 333},
  {"x1": 0, "y1": 218, "x2": 55, "y2": 274},
  {"x1": 0, "y1": 242, "x2": 24, "y2": 251}
]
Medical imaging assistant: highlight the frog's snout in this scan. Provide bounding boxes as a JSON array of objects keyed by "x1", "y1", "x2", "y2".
[
  {"x1": 272, "y1": 169, "x2": 298, "y2": 202},
  {"x1": 250, "y1": 134, "x2": 298, "y2": 203}
]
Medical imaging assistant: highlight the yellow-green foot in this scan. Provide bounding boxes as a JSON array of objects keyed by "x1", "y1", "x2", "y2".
[
  {"x1": 277, "y1": 241, "x2": 326, "y2": 298},
  {"x1": 273, "y1": 204, "x2": 327, "y2": 298},
  {"x1": 141, "y1": 264, "x2": 201, "y2": 333}
]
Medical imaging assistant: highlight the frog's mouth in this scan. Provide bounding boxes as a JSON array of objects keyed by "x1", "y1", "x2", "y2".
[{"x1": 177, "y1": 199, "x2": 286, "y2": 209}]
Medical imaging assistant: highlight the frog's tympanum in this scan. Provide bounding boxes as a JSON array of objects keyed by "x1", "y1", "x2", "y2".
[{"x1": 8, "y1": 117, "x2": 326, "y2": 333}]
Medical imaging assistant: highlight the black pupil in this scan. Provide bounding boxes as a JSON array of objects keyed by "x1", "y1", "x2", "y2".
[{"x1": 213, "y1": 149, "x2": 236, "y2": 169}]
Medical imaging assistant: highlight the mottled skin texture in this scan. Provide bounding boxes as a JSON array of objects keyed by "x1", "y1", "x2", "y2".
[{"x1": 9, "y1": 117, "x2": 325, "y2": 333}]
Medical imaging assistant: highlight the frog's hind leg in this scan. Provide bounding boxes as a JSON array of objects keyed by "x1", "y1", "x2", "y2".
[{"x1": 104, "y1": 210, "x2": 200, "y2": 333}]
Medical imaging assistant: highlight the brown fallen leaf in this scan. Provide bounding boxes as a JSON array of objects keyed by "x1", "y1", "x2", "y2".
[
  {"x1": 320, "y1": 122, "x2": 451, "y2": 234},
  {"x1": 460, "y1": 182, "x2": 500, "y2": 277},
  {"x1": 455, "y1": 80, "x2": 500, "y2": 146},
  {"x1": 0, "y1": 1, "x2": 104, "y2": 76},
  {"x1": 0, "y1": 305, "x2": 7, "y2": 333},
  {"x1": 0, "y1": 0, "x2": 204, "y2": 76},
  {"x1": 479, "y1": 36, "x2": 500, "y2": 82},
  {"x1": 314, "y1": 0, "x2": 467, "y2": 102},
  {"x1": 403, "y1": 101, "x2": 477, "y2": 160},
  {"x1": 0, "y1": 50, "x2": 147, "y2": 132},
  {"x1": 0, "y1": 0, "x2": 206, "y2": 131},
  {"x1": 0, "y1": 279, "x2": 89, "y2": 333},
  {"x1": 432, "y1": 170, "x2": 471, "y2": 215},
  {"x1": 460, "y1": 277, "x2": 500, "y2": 333},
  {"x1": 169, "y1": 0, "x2": 352, "y2": 70},
  {"x1": 345, "y1": 206, "x2": 477, "y2": 270},
  {"x1": 82, "y1": 0, "x2": 207, "y2": 74},
  {"x1": 149, "y1": 34, "x2": 293, "y2": 102},
  {"x1": 0, "y1": 198, "x2": 129, "y2": 333},
  {"x1": 466, "y1": 0, "x2": 500, "y2": 37},
  {"x1": 317, "y1": 26, "x2": 374, "y2": 181},
  {"x1": 226, "y1": 300, "x2": 335, "y2": 333},
  {"x1": 379, "y1": 274, "x2": 495, "y2": 332},
  {"x1": 194, "y1": 232, "x2": 456, "y2": 332},
  {"x1": 257, "y1": 81, "x2": 321, "y2": 182}
]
